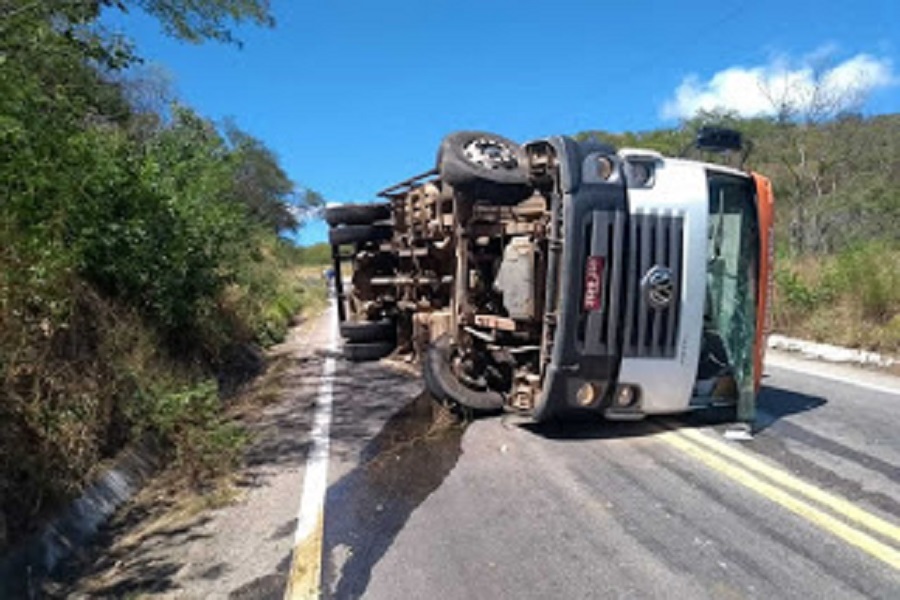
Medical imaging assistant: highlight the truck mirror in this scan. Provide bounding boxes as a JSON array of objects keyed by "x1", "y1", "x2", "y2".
[
  {"x1": 695, "y1": 127, "x2": 743, "y2": 153},
  {"x1": 681, "y1": 127, "x2": 753, "y2": 169}
]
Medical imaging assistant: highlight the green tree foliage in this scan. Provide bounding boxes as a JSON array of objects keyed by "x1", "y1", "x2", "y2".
[
  {"x1": 0, "y1": 0, "x2": 319, "y2": 548},
  {"x1": 296, "y1": 242, "x2": 334, "y2": 265},
  {"x1": 1, "y1": 0, "x2": 273, "y2": 49},
  {"x1": 225, "y1": 122, "x2": 301, "y2": 232},
  {"x1": 124, "y1": 0, "x2": 275, "y2": 44}
]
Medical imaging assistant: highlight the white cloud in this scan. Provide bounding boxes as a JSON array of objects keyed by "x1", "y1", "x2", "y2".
[{"x1": 661, "y1": 52, "x2": 895, "y2": 121}]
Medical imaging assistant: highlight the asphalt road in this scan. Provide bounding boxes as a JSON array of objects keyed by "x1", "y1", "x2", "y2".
[
  {"x1": 316, "y1": 316, "x2": 900, "y2": 599},
  {"x1": 51, "y1": 309, "x2": 900, "y2": 599}
]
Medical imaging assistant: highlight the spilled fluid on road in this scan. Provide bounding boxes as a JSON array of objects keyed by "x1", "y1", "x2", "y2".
[{"x1": 321, "y1": 391, "x2": 465, "y2": 599}]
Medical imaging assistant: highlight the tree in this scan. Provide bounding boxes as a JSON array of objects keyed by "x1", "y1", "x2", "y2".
[
  {"x1": 225, "y1": 123, "x2": 299, "y2": 232},
  {"x1": 1, "y1": 0, "x2": 274, "y2": 41},
  {"x1": 123, "y1": 0, "x2": 275, "y2": 44},
  {"x1": 758, "y1": 56, "x2": 889, "y2": 255}
]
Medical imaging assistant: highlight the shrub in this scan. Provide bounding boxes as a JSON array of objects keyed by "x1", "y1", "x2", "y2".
[
  {"x1": 774, "y1": 242, "x2": 900, "y2": 352},
  {"x1": 826, "y1": 242, "x2": 900, "y2": 322},
  {"x1": 140, "y1": 382, "x2": 247, "y2": 486},
  {"x1": 773, "y1": 264, "x2": 822, "y2": 329}
]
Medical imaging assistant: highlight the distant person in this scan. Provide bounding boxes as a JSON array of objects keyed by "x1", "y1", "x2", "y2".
[{"x1": 324, "y1": 267, "x2": 335, "y2": 296}]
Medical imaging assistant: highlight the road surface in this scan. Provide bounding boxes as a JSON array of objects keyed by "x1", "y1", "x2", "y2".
[{"x1": 53, "y1": 308, "x2": 900, "y2": 599}]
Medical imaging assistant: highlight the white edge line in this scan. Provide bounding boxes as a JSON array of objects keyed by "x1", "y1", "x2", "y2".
[
  {"x1": 766, "y1": 356, "x2": 900, "y2": 397},
  {"x1": 293, "y1": 303, "x2": 337, "y2": 545}
]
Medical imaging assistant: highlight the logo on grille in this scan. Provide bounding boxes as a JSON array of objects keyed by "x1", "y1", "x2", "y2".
[
  {"x1": 583, "y1": 256, "x2": 605, "y2": 312},
  {"x1": 642, "y1": 265, "x2": 674, "y2": 310}
]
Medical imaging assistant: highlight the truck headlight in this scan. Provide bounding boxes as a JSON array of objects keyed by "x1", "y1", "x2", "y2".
[
  {"x1": 615, "y1": 385, "x2": 639, "y2": 407},
  {"x1": 625, "y1": 160, "x2": 655, "y2": 187},
  {"x1": 595, "y1": 156, "x2": 615, "y2": 181},
  {"x1": 577, "y1": 383, "x2": 597, "y2": 406}
]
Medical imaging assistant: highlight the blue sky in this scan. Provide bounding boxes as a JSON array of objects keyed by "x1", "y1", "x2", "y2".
[{"x1": 104, "y1": 0, "x2": 898, "y2": 244}]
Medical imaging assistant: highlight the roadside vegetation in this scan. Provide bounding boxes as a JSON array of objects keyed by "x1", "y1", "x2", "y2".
[
  {"x1": 0, "y1": 0, "x2": 326, "y2": 550},
  {"x1": 294, "y1": 241, "x2": 333, "y2": 266},
  {"x1": 578, "y1": 109, "x2": 900, "y2": 354}
]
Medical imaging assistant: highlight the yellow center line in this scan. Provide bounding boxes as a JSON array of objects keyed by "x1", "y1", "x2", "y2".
[
  {"x1": 670, "y1": 425, "x2": 900, "y2": 546},
  {"x1": 284, "y1": 514, "x2": 325, "y2": 600},
  {"x1": 655, "y1": 429, "x2": 900, "y2": 571},
  {"x1": 284, "y1": 302, "x2": 337, "y2": 600}
]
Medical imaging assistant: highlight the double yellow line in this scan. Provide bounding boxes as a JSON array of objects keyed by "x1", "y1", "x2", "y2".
[{"x1": 656, "y1": 424, "x2": 900, "y2": 570}]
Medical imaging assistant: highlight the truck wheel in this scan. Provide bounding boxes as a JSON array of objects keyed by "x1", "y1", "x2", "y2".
[
  {"x1": 437, "y1": 131, "x2": 531, "y2": 201},
  {"x1": 325, "y1": 202, "x2": 391, "y2": 226},
  {"x1": 329, "y1": 224, "x2": 393, "y2": 246},
  {"x1": 340, "y1": 320, "x2": 395, "y2": 343},
  {"x1": 342, "y1": 340, "x2": 395, "y2": 362},
  {"x1": 422, "y1": 335, "x2": 504, "y2": 413}
]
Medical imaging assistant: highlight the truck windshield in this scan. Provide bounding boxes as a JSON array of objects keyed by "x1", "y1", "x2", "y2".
[{"x1": 704, "y1": 172, "x2": 760, "y2": 404}]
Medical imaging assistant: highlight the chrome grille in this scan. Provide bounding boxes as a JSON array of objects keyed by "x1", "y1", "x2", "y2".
[{"x1": 622, "y1": 210, "x2": 684, "y2": 358}]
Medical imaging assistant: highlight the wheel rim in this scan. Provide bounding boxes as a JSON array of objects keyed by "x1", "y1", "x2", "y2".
[{"x1": 462, "y1": 137, "x2": 518, "y2": 170}]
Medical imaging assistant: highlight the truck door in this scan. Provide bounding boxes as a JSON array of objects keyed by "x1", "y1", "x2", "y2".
[{"x1": 705, "y1": 172, "x2": 761, "y2": 422}]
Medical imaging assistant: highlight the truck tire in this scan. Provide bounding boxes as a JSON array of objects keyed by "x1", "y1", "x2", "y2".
[
  {"x1": 325, "y1": 203, "x2": 391, "y2": 226},
  {"x1": 437, "y1": 131, "x2": 531, "y2": 202},
  {"x1": 342, "y1": 340, "x2": 395, "y2": 362},
  {"x1": 422, "y1": 335, "x2": 504, "y2": 412},
  {"x1": 340, "y1": 320, "x2": 395, "y2": 343},
  {"x1": 329, "y1": 224, "x2": 393, "y2": 246}
]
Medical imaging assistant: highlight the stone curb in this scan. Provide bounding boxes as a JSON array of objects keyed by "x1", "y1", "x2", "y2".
[
  {"x1": 0, "y1": 442, "x2": 159, "y2": 599},
  {"x1": 767, "y1": 334, "x2": 897, "y2": 368}
]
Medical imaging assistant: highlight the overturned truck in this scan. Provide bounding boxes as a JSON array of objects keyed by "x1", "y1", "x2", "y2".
[{"x1": 326, "y1": 129, "x2": 774, "y2": 423}]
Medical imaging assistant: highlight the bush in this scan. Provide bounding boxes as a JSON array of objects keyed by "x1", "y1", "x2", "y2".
[
  {"x1": 0, "y1": 280, "x2": 168, "y2": 543},
  {"x1": 775, "y1": 268, "x2": 819, "y2": 311},
  {"x1": 774, "y1": 242, "x2": 900, "y2": 352},
  {"x1": 295, "y1": 242, "x2": 332, "y2": 265},
  {"x1": 825, "y1": 242, "x2": 900, "y2": 322},
  {"x1": 772, "y1": 260, "x2": 828, "y2": 330},
  {"x1": 141, "y1": 382, "x2": 247, "y2": 486}
]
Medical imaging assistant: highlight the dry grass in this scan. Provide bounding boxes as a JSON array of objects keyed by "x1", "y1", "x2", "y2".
[{"x1": 774, "y1": 244, "x2": 900, "y2": 354}]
